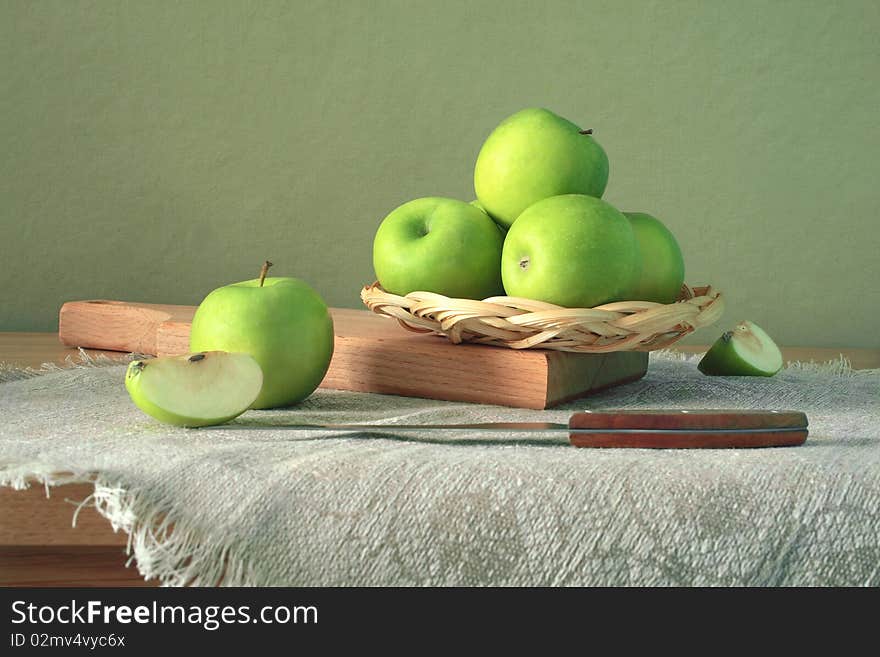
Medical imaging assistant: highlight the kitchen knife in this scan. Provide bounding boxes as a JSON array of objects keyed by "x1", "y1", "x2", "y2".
[{"x1": 219, "y1": 409, "x2": 809, "y2": 448}]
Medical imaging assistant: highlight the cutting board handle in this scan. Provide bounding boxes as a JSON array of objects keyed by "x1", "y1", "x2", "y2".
[{"x1": 59, "y1": 300, "x2": 196, "y2": 355}]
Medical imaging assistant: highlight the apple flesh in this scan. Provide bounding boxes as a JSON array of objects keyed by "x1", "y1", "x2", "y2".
[
  {"x1": 474, "y1": 108, "x2": 609, "y2": 228},
  {"x1": 698, "y1": 321, "x2": 783, "y2": 376},
  {"x1": 125, "y1": 351, "x2": 263, "y2": 427},
  {"x1": 189, "y1": 271, "x2": 334, "y2": 409},
  {"x1": 501, "y1": 194, "x2": 639, "y2": 308},
  {"x1": 373, "y1": 197, "x2": 504, "y2": 299},
  {"x1": 624, "y1": 211, "x2": 685, "y2": 303}
]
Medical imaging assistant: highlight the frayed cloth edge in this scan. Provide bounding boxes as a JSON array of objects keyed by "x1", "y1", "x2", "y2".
[{"x1": 0, "y1": 465, "x2": 260, "y2": 587}]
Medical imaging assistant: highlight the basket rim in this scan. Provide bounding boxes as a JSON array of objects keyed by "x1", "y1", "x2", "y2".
[{"x1": 359, "y1": 282, "x2": 724, "y2": 353}]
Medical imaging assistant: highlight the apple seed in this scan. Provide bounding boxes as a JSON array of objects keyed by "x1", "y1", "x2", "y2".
[{"x1": 188, "y1": 353, "x2": 206, "y2": 363}]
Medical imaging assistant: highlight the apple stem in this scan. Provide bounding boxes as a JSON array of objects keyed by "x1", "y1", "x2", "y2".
[
  {"x1": 721, "y1": 331, "x2": 733, "y2": 343},
  {"x1": 259, "y1": 260, "x2": 273, "y2": 287},
  {"x1": 579, "y1": 129, "x2": 593, "y2": 135}
]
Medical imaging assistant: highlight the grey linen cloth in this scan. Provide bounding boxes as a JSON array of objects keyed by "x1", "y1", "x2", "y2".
[{"x1": 1, "y1": 351, "x2": 878, "y2": 586}]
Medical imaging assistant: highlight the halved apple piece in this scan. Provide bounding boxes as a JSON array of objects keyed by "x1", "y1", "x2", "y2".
[
  {"x1": 698, "y1": 321, "x2": 783, "y2": 377},
  {"x1": 124, "y1": 351, "x2": 263, "y2": 427}
]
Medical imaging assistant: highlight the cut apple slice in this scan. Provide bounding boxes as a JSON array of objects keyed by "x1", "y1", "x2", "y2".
[
  {"x1": 698, "y1": 321, "x2": 783, "y2": 377},
  {"x1": 125, "y1": 351, "x2": 263, "y2": 427}
]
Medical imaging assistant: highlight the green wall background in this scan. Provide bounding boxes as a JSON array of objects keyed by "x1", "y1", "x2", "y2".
[{"x1": 2, "y1": 0, "x2": 878, "y2": 348}]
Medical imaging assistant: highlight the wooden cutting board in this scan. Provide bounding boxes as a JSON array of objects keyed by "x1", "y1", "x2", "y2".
[{"x1": 58, "y1": 300, "x2": 648, "y2": 409}]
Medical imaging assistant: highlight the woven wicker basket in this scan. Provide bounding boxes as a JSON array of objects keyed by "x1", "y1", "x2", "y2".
[{"x1": 360, "y1": 282, "x2": 724, "y2": 353}]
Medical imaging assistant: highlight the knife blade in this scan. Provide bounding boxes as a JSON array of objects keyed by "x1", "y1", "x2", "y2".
[{"x1": 214, "y1": 409, "x2": 809, "y2": 449}]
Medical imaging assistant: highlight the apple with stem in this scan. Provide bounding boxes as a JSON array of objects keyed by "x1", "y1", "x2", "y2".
[
  {"x1": 125, "y1": 351, "x2": 263, "y2": 427},
  {"x1": 189, "y1": 262, "x2": 334, "y2": 409},
  {"x1": 474, "y1": 108, "x2": 609, "y2": 228}
]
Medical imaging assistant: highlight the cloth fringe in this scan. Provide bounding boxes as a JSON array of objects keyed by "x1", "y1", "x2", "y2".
[
  {"x1": 1, "y1": 465, "x2": 255, "y2": 587},
  {"x1": 0, "y1": 349, "x2": 139, "y2": 383}
]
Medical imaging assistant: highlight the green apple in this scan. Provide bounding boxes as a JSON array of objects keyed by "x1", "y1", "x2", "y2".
[
  {"x1": 474, "y1": 108, "x2": 609, "y2": 228},
  {"x1": 624, "y1": 211, "x2": 685, "y2": 303},
  {"x1": 189, "y1": 263, "x2": 334, "y2": 409},
  {"x1": 125, "y1": 351, "x2": 263, "y2": 427},
  {"x1": 501, "y1": 194, "x2": 639, "y2": 307},
  {"x1": 698, "y1": 321, "x2": 783, "y2": 376},
  {"x1": 373, "y1": 197, "x2": 504, "y2": 299}
]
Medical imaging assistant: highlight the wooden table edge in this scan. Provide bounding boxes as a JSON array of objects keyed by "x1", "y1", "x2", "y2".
[{"x1": 2, "y1": 331, "x2": 878, "y2": 370}]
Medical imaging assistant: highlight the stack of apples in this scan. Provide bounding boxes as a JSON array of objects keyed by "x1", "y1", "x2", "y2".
[
  {"x1": 373, "y1": 107, "x2": 783, "y2": 378},
  {"x1": 372, "y1": 107, "x2": 685, "y2": 309}
]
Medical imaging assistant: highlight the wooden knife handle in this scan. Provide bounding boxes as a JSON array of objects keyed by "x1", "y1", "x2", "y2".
[{"x1": 568, "y1": 410, "x2": 808, "y2": 449}]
